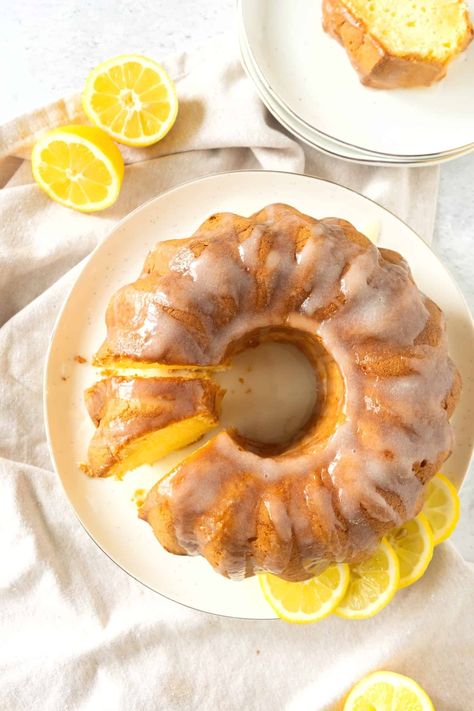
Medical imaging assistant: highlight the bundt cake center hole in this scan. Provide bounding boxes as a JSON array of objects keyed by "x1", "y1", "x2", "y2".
[{"x1": 214, "y1": 341, "x2": 320, "y2": 456}]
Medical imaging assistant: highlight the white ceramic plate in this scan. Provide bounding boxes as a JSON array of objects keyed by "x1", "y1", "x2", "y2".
[
  {"x1": 238, "y1": 21, "x2": 472, "y2": 167},
  {"x1": 45, "y1": 171, "x2": 474, "y2": 619},
  {"x1": 240, "y1": 0, "x2": 474, "y2": 158}
]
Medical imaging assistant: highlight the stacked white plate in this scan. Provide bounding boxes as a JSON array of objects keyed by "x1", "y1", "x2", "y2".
[{"x1": 238, "y1": 0, "x2": 474, "y2": 166}]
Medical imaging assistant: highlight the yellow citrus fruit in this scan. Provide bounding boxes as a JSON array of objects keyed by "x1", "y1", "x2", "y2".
[
  {"x1": 31, "y1": 125, "x2": 124, "y2": 212},
  {"x1": 343, "y1": 670, "x2": 434, "y2": 711},
  {"x1": 82, "y1": 54, "x2": 178, "y2": 147},
  {"x1": 259, "y1": 564, "x2": 350, "y2": 624},
  {"x1": 423, "y1": 473, "x2": 460, "y2": 545},
  {"x1": 335, "y1": 539, "x2": 399, "y2": 619},
  {"x1": 386, "y1": 513, "x2": 434, "y2": 589}
]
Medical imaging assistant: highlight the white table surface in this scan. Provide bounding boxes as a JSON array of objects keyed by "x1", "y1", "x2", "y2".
[{"x1": 1, "y1": 0, "x2": 473, "y2": 561}]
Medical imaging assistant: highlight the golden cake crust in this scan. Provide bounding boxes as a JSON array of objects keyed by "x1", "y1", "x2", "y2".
[
  {"x1": 102, "y1": 203, "x2": 463, "y2": 582},
  {"x1": 322, "y1": 0, "x2": 473, "y2": 89}
]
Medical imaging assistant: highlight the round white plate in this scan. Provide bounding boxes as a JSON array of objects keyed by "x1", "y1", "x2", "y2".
[
  {"x1": 240, "y1": 0, "x2": 474, "y2": 158},
  {"x1": 238, "y1": 22, "x2": 472, "y2": 167},
  {"x1": 45, "y1": 171, "x2": 474, "y2": 619}
]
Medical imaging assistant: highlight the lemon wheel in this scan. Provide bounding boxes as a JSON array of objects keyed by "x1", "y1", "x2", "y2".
[
  {"x1": 259, "y1": 564, "x2": 350, "y2": 624},
  {"x1": 386, "y1": 513, "x2": 434, "y2": 589},
  {"x1": 335, "y1": 539, "x2": 399, "y2": 619},
  {"x1": 423, "y1": 473, "x2": 460, "y2": 545}
]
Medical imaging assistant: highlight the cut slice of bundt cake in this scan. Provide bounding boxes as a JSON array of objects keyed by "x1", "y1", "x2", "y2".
[
  {"x1": 323, "y1": 0, "x2": 473, "y2": 88},
  {"x1": 84, "y1": 376, "x2": 222, "y2": 478}
]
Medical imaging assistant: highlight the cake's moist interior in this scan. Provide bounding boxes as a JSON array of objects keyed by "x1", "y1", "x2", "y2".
[
  {"x1": 213, "y1": 327, "x2": 345, "y2": 457},
  {"x1": 342, "y1": 0, "x2": 470, "y2": 61}
]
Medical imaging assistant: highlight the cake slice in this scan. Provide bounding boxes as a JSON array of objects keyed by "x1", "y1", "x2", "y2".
[
  {"x1": 83, "y1": 376, "x2": 222, "y2": 478},
  {"x1": 323, "y1": 0, "x2": 473, "y2": 89}
]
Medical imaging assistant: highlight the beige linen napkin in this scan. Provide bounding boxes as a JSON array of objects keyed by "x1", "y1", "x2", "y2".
[{"x1": 1, "y1": 36, "x2": 471, "y2": 711}]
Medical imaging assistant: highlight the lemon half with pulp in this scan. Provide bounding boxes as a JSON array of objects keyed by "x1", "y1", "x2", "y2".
[
  {"x1": 82, "y1": 54, "x2": 178, "y2": 147},
  {"x1": 32, "y1": 125, "x2": 124, "y2": 212}
]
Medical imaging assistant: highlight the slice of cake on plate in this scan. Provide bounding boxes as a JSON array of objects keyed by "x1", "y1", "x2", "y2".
[{"x1": 323, "y1": 0, "x2": 473, "y2": 88}]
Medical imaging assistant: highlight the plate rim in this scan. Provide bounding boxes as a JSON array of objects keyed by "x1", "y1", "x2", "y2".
[
  {"x1": 238, "y1": 0, "x2": 474, "y2": 161},
  {"x1": 43, "y1": 169, "x2": 474, "y2": 620},
  {"x1": 238, "y1": 26, "x2": 473, "y2": 167}
]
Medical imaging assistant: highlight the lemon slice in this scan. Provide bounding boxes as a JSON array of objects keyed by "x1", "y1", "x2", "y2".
[
  {"x1": 343, "y1": 670, "x2": 434, "y2": 711},
  {"x1": 31, "y1": 125, "x2": 124, "y2": 212},
  {"x1": 82, "y1": 54, "x2": 178, "y2": 147},
  {"x1": 386, "y1": 513, "x2": 434, "y2": 589},
  {"x1": 423, "y1": 473, "x2": 460, "y2": 545},
  {"x1": 259, "y1": 564, "x2": 350, "y2": 624},
  {"x1": 335, "y1": 539, "x2": 399, "y2": 619}
]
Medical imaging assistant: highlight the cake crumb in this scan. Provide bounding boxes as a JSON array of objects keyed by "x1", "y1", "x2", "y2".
[
  {"x1": 74, "y1": 355, "x2": 87, "y2": 364},
  {"x1": 61, "y1": 376, "x2": 68, "y2": 381},
  {"x1": 245, "y1": 388, "x2": 252, "y2": 394},
  {"x1": 238, "y1": 377, "x2": 245, "y2": 384},
  {"x1": 132, "y1": 488, "x2": 146, "y2": 508}
]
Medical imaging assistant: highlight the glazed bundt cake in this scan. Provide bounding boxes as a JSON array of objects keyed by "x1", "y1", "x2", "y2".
[
  {"x1": 84, "y1": 376, "x2": 222, "y2": 478},
  {"x1": 86, "y1": 203, "x2": 460, "y2": 582},
  {"x1": 323, "y1": 0, "x2": 473, "y2": 89}
]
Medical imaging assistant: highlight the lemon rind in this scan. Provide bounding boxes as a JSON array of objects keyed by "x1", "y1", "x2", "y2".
[
  {"x1": 334, "y1": 540, "x2": 400, "y2": 620},
  {"x1": 82, "y1": 54, "x2": 179, "y2": 148},
  {"x1": 259, "y1": 564, "x2": 351, "y2": 624}
]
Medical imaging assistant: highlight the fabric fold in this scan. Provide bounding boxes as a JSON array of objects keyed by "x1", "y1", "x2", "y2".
[{"x1": 1, "y1": 36, "x2": 470, "y2": 711}]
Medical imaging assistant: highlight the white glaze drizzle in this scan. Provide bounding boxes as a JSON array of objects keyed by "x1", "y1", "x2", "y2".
[{"x1": 101, "y1": 205, "x2": 457, "y2": 579}]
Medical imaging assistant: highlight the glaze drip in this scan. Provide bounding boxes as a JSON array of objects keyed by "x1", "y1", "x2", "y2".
[{"x1": 93, "y1": 204, "x2": 459, "y2": 581}]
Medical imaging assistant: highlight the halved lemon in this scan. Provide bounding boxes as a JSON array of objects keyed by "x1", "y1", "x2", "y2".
[
  {"x1": 386, "y1": 513, "x2": 434, "y2": 589},
  {"x1": 31, "y1": 125, "x2": 124, "y2": 212},
  {"x1": 82, "y1": 54, "x2": 178, "y2": 147},
  {"x1": 343, "y1": 670, "x2": 434, "y2": 711},
  {"x1": 423, "y1": 473, "x2": 460, "y2": 545},
  {"x1": 335, "y1": 539, "x2": 399, "y2": 619},
  {"x1": 259, "y1": 564, "x2": 350, "y2": 624}
]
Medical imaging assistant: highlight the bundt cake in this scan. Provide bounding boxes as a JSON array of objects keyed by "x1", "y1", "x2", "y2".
[
  {"x1": 86, "y1": 203, "x2": 460, "y2": 582},
  {"x1": 84, "y1": 376, "x2": 222, "y2": 478},
  {"x1": 323, "y1": 0, "x2": 473, "y2": 89}
]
